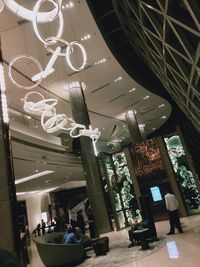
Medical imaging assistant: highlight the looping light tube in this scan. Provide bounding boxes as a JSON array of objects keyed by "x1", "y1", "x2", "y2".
[
  {"x1": 32, "y1": 0, "x2": 63, "y2": 45},
  {"x1": 2, "y1": 0, "x2": 63, "y2": 22},
  {"x1": 44, "y1": 37, "x2": 70, "y2": 57},
  {"x1": 66, "y1": 41, "x2": 87, "y2": 71},
  {"x1": 24, "y1": 91, "x2": 57, "y2": 116},
  {"x1": 42, "y1": 113, "x2": 67, "y2": 133},
  {"x1": 70, "y1": 124, "x2": 86, "y2": 138},
  {"x1": 23, "y1": 92, "x2": 101, "y2": 141},
  {"x1": 9, "y1": 55, "x2": 43, "y2": 90}
]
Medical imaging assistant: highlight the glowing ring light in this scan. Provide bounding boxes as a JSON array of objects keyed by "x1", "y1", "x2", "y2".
[
  {"x1": 42, "y1": 114, "x2": 67, "y2": 133},
  {"x1": 70, "y1": 124, "x2": 86, "y2": 138},
  {"x1": 66, "y1": 42, "x2": 87, "y2": 72},
  {"x1": 45, "y1": 37, "x2": 69, "y2": 57},
  {"x1": 9, "y1": 55, "x2": 43, "y2": 90},
  {"x1": 24, "y1": 92, "x2": 58, "y2": 116},
  {"x1": 2, "y1": 0, "x2": 62, "y2": 22},
  {"x1": 33, "y1": 0, "x2": 63, "y2": 45},
  {"x1": 60, "y1": 118, "x2": 76, "y2": 131}
]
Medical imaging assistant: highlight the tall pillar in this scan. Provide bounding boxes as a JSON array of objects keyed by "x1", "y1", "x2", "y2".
[
  {"x1": 68, "y1": 82, "x2": 111, "y2": 234},
  {"x1": 0, "y1": 46, "x2": 19, "y2": 253},
  {"x1": 125, "y1": 110, "x2": 143, "y2": 144}
]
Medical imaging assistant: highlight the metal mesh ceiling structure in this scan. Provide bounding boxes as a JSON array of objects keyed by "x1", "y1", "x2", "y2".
[{"x1": 110, "y1": 0, "x2": 200, "y2": 132}]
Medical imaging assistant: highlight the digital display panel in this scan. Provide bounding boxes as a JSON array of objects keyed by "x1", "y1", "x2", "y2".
[{"x1": 150, "y1": 186, "x2": 162, "y2": 202}]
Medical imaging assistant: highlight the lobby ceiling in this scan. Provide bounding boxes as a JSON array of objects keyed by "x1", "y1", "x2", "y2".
[
  {"x1": 88, "y1": 0, "x2": 200, "y2": 133},
  {"x1": 0, "y1": 0, "x2": 171, "y2": 194}
]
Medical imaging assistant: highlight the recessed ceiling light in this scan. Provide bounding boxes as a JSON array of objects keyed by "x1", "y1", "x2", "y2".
[
  {"x1": 81, "y1": 34, "x2": 91, "y2": 41},
  {"x1": 35, "y1": 169, "x2": 39, "y2": 173},
  {"x1": 161, "y1": 116, "x2": 166, "y2": 119},
  {"x1": 129, "y1": 88, "x2": 136, "y2": 92},
  {"x1": 62, "y1": 1, "x2": 74, "y2": 9},
  {"x1": 114, "y1": 76, "x2": 122, "y2": 82},
  {"x1": 15, "y1": 170, "x2": 54, "y2": 185},
  {"x1": 158, "y1": 104, "x2": 165, "y2": 108},
  {"x1": 94, "y1": 58, "x2": 106, "y2": 65},
  {"x1": 143, "y1": 95, "x2": 150, "y2": 100}
]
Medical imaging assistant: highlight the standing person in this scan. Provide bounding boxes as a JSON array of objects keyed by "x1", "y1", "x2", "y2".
[
  {"x1": 41, "y1": 219, "x2": 46, "y2": 235},
  {"x1": 164, "y1": 188, "x2": 183, "y2": 235},
  {"x1": 76, "y1": 210, "x2": 86, "y2": 234},
  {"x1": 86, "y1": 206, "x2": 98, "y2": 239},
  {"x1": 36, "y1": 223, "x2": 41, "y2": 236}
]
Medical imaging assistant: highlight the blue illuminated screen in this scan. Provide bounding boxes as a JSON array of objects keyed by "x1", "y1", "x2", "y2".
[{"x1": 150, "y1": 186, "x2": 162, "y2": 202}]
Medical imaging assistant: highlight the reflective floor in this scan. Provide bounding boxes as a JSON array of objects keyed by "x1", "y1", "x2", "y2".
[{"x1": 28, "y1": 215, "x2": 200, "y2": 267}]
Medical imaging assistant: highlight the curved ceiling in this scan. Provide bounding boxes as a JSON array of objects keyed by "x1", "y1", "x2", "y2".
[
  {"x1": 87, "y1": 0, "x2": 200, "y2": 133},
  {"x1": 0, "y1": 0, "x2": 171, "y2": 194}
]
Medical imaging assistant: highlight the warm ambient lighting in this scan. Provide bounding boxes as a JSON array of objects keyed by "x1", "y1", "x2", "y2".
[
  {"x1": 15, "y1": 170, "x2": 55, "y2": 185},
  {"x1": 0, "y1": 63, "x2": 9, "y2": 123}
]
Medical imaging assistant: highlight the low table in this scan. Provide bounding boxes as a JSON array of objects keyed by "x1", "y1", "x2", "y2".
[
  {"x1": 133, "y1": 228, "x2": 150, "y2": 250},
  {"x1": 92, "y1": 236, "x2": 109, "y2": 256}
]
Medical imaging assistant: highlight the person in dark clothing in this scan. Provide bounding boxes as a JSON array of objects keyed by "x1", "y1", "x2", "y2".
[
  {"x1": 41, "y1": 220, "x2": 46, "y2": 235},
  {"x1": 128, "y1": 219, "x2": 149, "y2": 248},
  {"x1": 36, "y1": 223, "x2": 41, "y2": 236},
  {"x1": 86, "y1": 206, "x2": 98, "y2": 239},
  {"x1": 76, "y1": 210, "x2": 86, "y2": 234}
]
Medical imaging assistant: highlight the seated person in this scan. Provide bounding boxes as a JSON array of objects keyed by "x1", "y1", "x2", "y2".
[
  {"x1": 62, "y1": 224, "x2": 81, "y2": 244},
  {"x1": 62, "y1": 224, "x2": 91, "y2": 259},
  {"x1": 74, "y1": 227, "x2": 93, "y2": 248},
  {"x1": 128, "y1": 219, "x2": 149, "y2": 248}
]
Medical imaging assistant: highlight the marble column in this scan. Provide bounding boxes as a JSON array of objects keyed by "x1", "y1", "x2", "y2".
[
  {"x1": 68, "y1": 82, "x2": 111, "y2": 234},
  {"x1": 125, "y1": 110, "x2": 143, "y2": 144},
  {"x1": 0, "y1": 48, "x2": 19, "y2": 253}
]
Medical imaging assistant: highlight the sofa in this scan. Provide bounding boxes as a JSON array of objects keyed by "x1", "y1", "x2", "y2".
[{"x1": 35, "y1": 232, "x2": 85, "y2": 267}]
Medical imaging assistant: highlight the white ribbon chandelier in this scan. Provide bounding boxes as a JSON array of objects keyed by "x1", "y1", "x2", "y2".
[
  {"x1": 3, "y1": 0, "x2": 100, "y2": 145},
  {"x1": 6, "y1": 0, "x2": 87, "y2": 88},
  {"x1": 24, "y1": 91, "x2": 101, "y2": 141}
]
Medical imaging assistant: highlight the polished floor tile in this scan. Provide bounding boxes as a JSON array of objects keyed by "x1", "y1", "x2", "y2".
[{"x1": 29, "y1": 215, "x2": 200, "y2": 267}]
